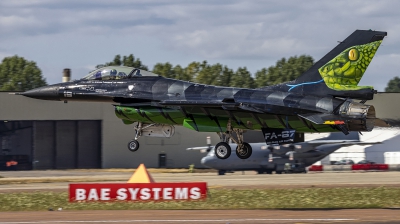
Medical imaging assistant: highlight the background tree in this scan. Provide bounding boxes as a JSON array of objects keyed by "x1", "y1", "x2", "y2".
[
  {"x1": 255, "y1": 55, "x2": 314, "y2": 88},
  {"x1": 231, "y1": 67, "x2": 255, "y2": 88},
  {"x1": 152, "y1": 62, "x2": 193, "y2": 81},
  {"x1": 195, "y1": 61, "x2": 223, "y2": 85},
  {"x1": 97, "y1": 54, "x2": 148, "y2": 70},
  {"x1": 385, "y1": 76, "x2": 400, "y2": 92},
  {"x1": 97, "y1": 54, "x2": 314, "y2": 88},
  {"x1": 215, "y1": 66, "x2": 234, "y2": 87},
  {"x1": 0, "y1": 55, "x2": 47, "y2": 91}
]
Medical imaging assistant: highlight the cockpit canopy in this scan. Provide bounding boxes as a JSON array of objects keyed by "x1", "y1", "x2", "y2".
[{"x1": 81, "y1": 66, "x2": 158, "y2": 81}]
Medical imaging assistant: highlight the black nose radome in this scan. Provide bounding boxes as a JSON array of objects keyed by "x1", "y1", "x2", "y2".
[{"x1": 21, "y1": 85, "x2": 61, "y2": 101}]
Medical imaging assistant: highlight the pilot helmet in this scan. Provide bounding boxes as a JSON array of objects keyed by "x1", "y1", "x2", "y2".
[
  {"x1": 94, "y1": 71, "x2": 102, "y2": 80},
  {"x1": 110, "y1": 69, "x2": 117, "y2": 77}
]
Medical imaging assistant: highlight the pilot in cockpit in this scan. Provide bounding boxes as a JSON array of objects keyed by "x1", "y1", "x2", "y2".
[
  {"x1": 94, "y1": 71, "x2": 102, "y2": 80},
  {"x1": 109, "y1": 69, "x2": 117, "y2": 80}
]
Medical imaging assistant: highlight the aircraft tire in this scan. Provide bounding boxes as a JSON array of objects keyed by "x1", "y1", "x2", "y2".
[
  {"x1": 128, "y1": 140, "x2": 140, "y2": 152},
  {"x1": 214, "y1": 142, "x2": 231, "y2": 159},
  {"x1": 218, "y1": 170, "x2": 226, "y2": 175},
  {"x1": 235, "y1": 142, "x2": 252, "y2": 159}
]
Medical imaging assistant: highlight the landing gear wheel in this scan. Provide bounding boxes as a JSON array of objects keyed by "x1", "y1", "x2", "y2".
[
  {"x1": 214, "y1": 142, "x2": 231, "y2": 159},
  {"x1": 236, "y1": 142, "x2": 252, "y2": 159},
  {"x1": 128, "y1": 140, "x2": 140, "y2": 152}
]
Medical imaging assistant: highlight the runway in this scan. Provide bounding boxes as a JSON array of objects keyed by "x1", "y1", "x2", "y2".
[
  {"x1": 1, "y1": 170, "x2": 400, "y2": 223},
  {"x1": 0, "y1": 210, "x2": 400, "y2": 224},
  {"x1": 1, "y1": 170, "x2": 400, "y2": 191}
]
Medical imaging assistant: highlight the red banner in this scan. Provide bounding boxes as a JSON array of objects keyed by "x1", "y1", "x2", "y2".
[{"x1": 69, "y1": 182, "x2": 207, "y2": 202}]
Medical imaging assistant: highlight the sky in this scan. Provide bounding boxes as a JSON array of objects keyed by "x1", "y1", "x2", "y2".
[{"x1": 0, "y1": 0, "x2": 399, "y2": 91}]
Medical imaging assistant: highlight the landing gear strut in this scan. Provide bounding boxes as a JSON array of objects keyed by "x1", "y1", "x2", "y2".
[
  {"x1": 214, "y1": 120, "x2": 252, "y2": 160},
  {"x1": 127, "y1": 122, "x2": 155, "y2": 152}
]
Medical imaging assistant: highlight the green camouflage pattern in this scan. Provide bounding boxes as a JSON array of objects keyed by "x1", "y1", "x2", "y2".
[
  {"x1": 114, "y1": 105, "x2": 338, "y2": 133},
  {"x1": 318, "y1": 40, "x2": 382, "y2": 91}
]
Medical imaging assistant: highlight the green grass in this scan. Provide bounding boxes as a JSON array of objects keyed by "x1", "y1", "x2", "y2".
[{"x1": 1, "y1": 187, "x2": 400, "y2": 211}]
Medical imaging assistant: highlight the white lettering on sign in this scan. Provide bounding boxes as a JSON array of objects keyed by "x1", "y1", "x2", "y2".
[
  {"x1": 140, "y1": 188, "x2": 151, "y2": 200},
  {"x1": 87, "y1": 188, "x2": 99, "y2": 201},
  {"x1": 175, "y1": 188, "x2": 188, "y2": 199},
  {"x1": 69, "y1": 184, "x2": 206, "y2": 202},
  {"x1": 152, "y1": 188, "x2": 161, "y2": 200},
  {"x1": 116, "y1": 188, "x2": 127, "y2": 200},
  {"x1": 163, "y1": 188, "x2": 173, "y2": 200},
  {"x1": 128, "y1": 188, "x2": 140, "y2": 200},
  {"x1": 100, "y1": 188, "x2": 110, "y2": 200},
  {"x1": 190, "y1": 187, "x2": 201, "y2": 199},
  {"x1": 75, "y1": 189, "x2": 86, "y2": 200}
]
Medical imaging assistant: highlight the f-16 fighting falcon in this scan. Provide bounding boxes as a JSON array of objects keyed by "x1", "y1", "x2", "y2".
[{"x1": 19, "y1": 30, "x2": 389, "y2": 160}]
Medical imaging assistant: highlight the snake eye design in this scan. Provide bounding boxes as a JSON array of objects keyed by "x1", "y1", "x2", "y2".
[{"x1": 348, "y1": 48, "x2": 358, "y2": 61}]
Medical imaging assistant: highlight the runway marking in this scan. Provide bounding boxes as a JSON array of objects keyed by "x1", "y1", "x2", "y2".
[{"x1": 0, "y1": 218, "x2": 357, "y2": 223}]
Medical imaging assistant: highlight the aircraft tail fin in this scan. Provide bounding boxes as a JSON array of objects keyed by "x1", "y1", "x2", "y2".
[{"x1": 287, "y1": 30, "x2": 387, "y2": 99}]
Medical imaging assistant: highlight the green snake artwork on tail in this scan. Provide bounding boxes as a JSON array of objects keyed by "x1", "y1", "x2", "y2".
[{"x1": 318, "y1": 40, "x2": 382, "y2": 91}]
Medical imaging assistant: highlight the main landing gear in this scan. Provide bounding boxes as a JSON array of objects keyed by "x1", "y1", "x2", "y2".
[{"x1": 214, "y1": 121, "x2": 252, "y2": 160}]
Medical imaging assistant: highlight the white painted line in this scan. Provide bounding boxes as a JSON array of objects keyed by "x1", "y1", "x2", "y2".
[{"x1": 0, "y1": 218, "x2": 357, "y2": 223}]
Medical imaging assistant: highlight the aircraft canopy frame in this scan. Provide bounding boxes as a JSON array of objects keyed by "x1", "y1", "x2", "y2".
[{"x1": 82, "y1": 66, "x2": 158, "y2": 81}]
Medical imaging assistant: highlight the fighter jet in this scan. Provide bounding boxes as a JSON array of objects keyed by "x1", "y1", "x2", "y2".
[
  {"x1": 19, "y1": 30, "x2": 389, "y2": 160},
  {"x1": 197, "y1": 132, "x2": 379, "y2": 175}
]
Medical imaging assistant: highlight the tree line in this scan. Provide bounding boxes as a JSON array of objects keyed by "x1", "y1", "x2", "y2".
[
  {"x1": 0, "y1": 54, "x2": 399, "y2": 92},
  {"x1": 97, "y1": 54, "x2": 314, "y2": 88}
]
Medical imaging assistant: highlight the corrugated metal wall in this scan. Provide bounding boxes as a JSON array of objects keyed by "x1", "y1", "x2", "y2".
[{"x1": 33, "y1": 120, "x2": 101, "y2": 169}]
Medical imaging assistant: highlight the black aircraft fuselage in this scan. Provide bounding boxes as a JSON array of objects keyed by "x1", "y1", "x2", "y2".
[{"x1": 19, "y1": 30, "x2": 389, "y2": 160}]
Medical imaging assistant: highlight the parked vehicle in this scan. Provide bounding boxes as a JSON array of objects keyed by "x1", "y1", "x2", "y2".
[
  {"x1": 334, "y1": 159, "x2": 355, "y2": 165},
  {"x1": 357, "y1": 160, "x2": 376, "y2": 164}
]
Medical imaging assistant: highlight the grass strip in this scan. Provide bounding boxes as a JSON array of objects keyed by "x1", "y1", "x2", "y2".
[{"x1": 1, "y1": 187, "x2": 400, "y2": 211}]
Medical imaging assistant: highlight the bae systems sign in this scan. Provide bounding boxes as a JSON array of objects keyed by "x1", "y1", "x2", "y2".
[{"x1": 69, "y1": 183, "x2": 207, "y2": 202}]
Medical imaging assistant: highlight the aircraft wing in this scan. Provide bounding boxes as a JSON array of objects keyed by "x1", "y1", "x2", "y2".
[
  {"x1": 186, "y1": 146, "x2": 214, "y2": 150},
  {"x1": 310, "y1": 141, "x2": 381, "y2": 152},
  {"x1": 308, "y1": 140, "x2": 381, "y2": 145}
]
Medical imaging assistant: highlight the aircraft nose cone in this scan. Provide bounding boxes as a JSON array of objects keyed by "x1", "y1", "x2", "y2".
[
  {"x1": 201, "y1": 157, "x2": 207, "y2": 165},
  {"x1": 201, "y1": 157, "x2": 212, "y2": 168},
  {"x1": 22, "y1": 85, "x2": 61, "y2": 101}
]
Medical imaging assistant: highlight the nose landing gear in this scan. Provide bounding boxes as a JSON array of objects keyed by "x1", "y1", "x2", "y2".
[
  {"x1": 127, "y1": 122, "x2": 155, "y2": 152},
  {"x1": 128, "y1": 139, "x2": 140, "y2": 152}
]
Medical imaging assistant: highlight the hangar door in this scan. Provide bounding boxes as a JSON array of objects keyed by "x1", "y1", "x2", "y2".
[{"x1": 34, "y1": 120, "x2": 101, "y2": 169}]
